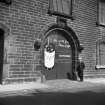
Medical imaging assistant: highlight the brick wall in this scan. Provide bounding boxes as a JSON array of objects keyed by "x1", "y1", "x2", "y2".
[
  {"x1": 69, "y1": 0, "x2": 98, "y2": 73},
  {"x1": 0, "y1": 0, "x2": 52, "y2": 84},
  {"x1": 69, "y1": 0, "x2": 105, "y2": 77},
  {"x1": 0, "y1": 0, "x2": 104, "y2": 84}
]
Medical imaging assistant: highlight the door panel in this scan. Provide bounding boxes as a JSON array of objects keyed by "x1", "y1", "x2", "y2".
[
  {"x1": 43, "y1": 67, "x2": 57, "y2": 80},
  {"x1": 43, "y1": 30, "x2": 72, "y2": 80},
  {"x1": 56, "y1": 62, "x2": 71, "y2": 79}
]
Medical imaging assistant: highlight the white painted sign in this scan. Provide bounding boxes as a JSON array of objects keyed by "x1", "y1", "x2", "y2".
[
  {"x1": 59, "y1": 55, "x2": 71, "y2": 57},
  {"x1": 44, "y1": 49, "x2": 55, "y2": 69},
  {"x1": 36, "y1": 38, "x2": 71, "y2": 48}
]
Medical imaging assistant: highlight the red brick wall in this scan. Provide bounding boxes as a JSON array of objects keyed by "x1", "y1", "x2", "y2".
[{"x1": 0, "y1": 0, "x2": 104, "y2": 84}]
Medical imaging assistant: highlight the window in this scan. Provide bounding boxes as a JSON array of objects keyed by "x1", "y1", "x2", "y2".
[
  {"x1": 96, "y1": 40, "x2": 105, "y2": 69},
  {"x1": 48, "y1": 0, "x2": 72, "y2": 19},
  {"x1": 98, "y1": 0, "x2": 105, "y2": 26}
]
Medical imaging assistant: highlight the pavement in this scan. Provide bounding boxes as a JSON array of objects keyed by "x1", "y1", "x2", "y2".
[
  {"x1": 42, "y1": 78, "x2": 105, "y2": 93},
  {"x1": 0, "y1": 78, "x2": 104, "y2": 91},
  {"x1": 0, "y1": 82, "x2": 49, "y2": 92},
  {"x1": 0, "y1": 82, "x2": 49, "y2": 97},
  {"x1": 0, "y1": 78, "x2": 105, "y2": 96}
]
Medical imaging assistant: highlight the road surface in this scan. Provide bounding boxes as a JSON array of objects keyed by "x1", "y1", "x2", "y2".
[{"x1": 0, "y1": 79, "x2": 105, "y2": 105}]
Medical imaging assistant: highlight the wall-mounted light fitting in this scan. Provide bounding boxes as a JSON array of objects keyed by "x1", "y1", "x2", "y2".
[{"x1": 34, "y1": 40, "x2": 41, "y2": 51}]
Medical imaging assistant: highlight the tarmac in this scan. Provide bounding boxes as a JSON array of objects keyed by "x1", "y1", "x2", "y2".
[{"x1": 0, "y1": 78, "x2": 104, "y2": 105}]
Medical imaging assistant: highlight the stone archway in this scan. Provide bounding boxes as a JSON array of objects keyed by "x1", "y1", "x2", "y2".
[{"x1": 41, "y1": 25, "x2": 80, "y2": 80}]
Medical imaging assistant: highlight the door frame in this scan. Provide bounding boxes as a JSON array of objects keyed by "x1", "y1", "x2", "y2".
[
  {"x1": 42, "y1": 30, "x2": 73, "y2": 79},
  {"x1": 40, "y1": 24, "x2": 81, "y2": 80}
]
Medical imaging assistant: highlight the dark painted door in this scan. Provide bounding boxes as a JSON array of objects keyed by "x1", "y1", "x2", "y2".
[
  {"x1": 43, "y1": 30, "x2": 72, "y2": 80},
  {"x1": 0, "y1": 29, "x2": 4, "y2": 84}
]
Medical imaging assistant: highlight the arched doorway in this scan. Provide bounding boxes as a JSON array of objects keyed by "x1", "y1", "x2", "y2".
[{"x1": 42, "y1": 27, "x2": 78, "y2": 80}]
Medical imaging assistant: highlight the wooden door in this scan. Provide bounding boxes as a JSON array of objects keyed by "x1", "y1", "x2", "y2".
[{"x1": 43, "y1": 31, "x2": 72, "y2": 80}]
